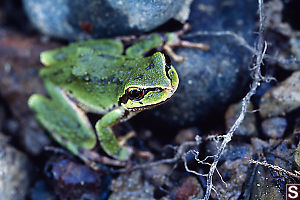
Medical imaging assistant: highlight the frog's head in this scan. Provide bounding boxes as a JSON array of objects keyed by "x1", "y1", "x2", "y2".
[{"x1": 119, "y1": 52, "x2": 179, "y2": 112}]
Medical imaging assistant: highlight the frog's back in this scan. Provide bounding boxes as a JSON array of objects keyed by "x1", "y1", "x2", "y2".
[{"x1": 40, "y1": 44, "x2": 136, "y2": 113}]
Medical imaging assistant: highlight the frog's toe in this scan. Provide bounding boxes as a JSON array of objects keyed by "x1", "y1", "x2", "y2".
[{"x1": 117, "y1": 146, "x2": 133, "y2": 161}]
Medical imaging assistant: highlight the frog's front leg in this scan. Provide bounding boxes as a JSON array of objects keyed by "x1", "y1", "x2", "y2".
[
  {"x1": 163, "y1": 32, "x2": 210, "y2": 62},
  {"x1": 95, "y1": 108, "x2": 132, "y2": 161},
  {"x1": 125, "y1": 34, "x2": 163, "y2": 58}
]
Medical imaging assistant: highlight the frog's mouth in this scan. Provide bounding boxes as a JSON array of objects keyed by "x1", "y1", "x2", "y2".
[{"x1": 126, "y1": 96, "x2": 172, "y2": 112}]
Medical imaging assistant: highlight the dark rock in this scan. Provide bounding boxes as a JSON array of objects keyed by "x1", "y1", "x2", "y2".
[
  {"x1": 173, "y1": 176, "x2": 203, "y2": 200},
  {"x1": 148, "y1": 0, "x2": 256, "y2": 125},
  {"x1": 0, "y1": 133, "x2": 32, "y2": 200},
  {"x1": 0, "y1": 104, "x2": 4, "y2": 131},
  {"x1": 260, "y1": 71, "x2": 300, "y2": 118},
  {"x1": 295, "y1": 141, "x2": 300, "y2": 168},
  {"x1": 23, "y1": 0, "x2": 192, "y2": 40},
  {"x1": 250, "y1": 137, "x2": 269, "y2": 153},
  {"x1": 0, "y1": 0, "x2": 33, "y2": 32},
  {"x1": 143, "y1": 164, "x2": 172, "y2": 187},
  {"x1": 290, "y1": 38, "x2": 300, "y2": 71},
  {"x1": 240, "y1": 139, "x2": 295, "y2": 199},
  {"x1": 212, "y1": 158, "x2": 249, "y2": 200},
  {"x1": 175, "y1": 128, "x2": 197, "y2": 144},
  {"x1": 46, "y1": 157, "x2": 109, "y2": 200},
  {"x1": 261, "y1": 117, "x2": 287, "y2": 138},
  {"x1": 294, "y1": 127, "x2": 300, "y2": 167},
  {"x1": 30, "y1": 180, "x2": 56, "y2": 200},
  {"x1": 222, "y1": 143, "x2": 253, "y2": 162},
  {"x1": 206, "y1": 142, "x2": 253, "y2": 163},
  {"x1": 242, "y1": 164, "x2": 284, "y2": 200},
  {"x1": 22, "y1": 119, "x2": 52, "y2": 155},
  {"x1": 251, "y1": 82, "x2": 275, "y2": 106},
  {"x1": 0, "y1": 28, "x2": 56, "y2": 155},
  {"x1": 225, "y1": 102, "x2": 258, "y2": 137},
  {"x1": 264, "y1": 0, "x2": 300, "y2": 71},
  {"x1": 111, "y1": 165, "x2": 201, "y2": 199},
  {"x1": 207, "y1": 139, "x2": 253, "y2": 199},
  {"x1": 4, "y1": 119, "x2": 20, "y2": 135},
  {"x1": 109, "y1": 170, "x2": 155, "y2": 200},
  {"x1": 294, "y1": 117, "x2": 300, "y2": 135}
]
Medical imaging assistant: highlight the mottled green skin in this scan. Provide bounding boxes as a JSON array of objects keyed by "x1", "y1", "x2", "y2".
[{"x1": 28, "y1": 34, "x2": 179, "y2": 161}]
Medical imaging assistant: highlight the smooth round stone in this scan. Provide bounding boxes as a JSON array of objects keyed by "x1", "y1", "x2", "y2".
[
  {"x1": 0, "y1": 135, "x2": 31, "y2": 200},
  {"x1": 146, "y1": 0, "x2": 257, "y2": 126},
  {"x1": 260, "y1": 71, "x2": 300, "y2": 118},
  {"x1": 23, "y1": 0, "x2": 190, "y2": 40},
  {"x1": 261, "y1": 117, "x2": 287, "y2": 138}
]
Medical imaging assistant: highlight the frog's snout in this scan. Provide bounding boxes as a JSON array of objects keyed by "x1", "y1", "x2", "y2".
[
  {"x1": 161, "y1": 53, "x2": 179, "y2": 94},
  {"x1": 165, "y1": 64, "x2": 179, "y2": 95}
]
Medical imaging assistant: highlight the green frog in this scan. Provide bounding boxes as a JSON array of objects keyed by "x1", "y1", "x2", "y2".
[{"x1": 28, "y1": 34, "x2": 180, "y2": 167}]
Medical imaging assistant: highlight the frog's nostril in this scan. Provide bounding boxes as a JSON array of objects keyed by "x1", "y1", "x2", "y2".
[
  {"x1": 165, "y1": 65, "x2": 171, "y2": 71},
  {"x1": 155, "y1": 87, "x2": 163, "y2": 92}
]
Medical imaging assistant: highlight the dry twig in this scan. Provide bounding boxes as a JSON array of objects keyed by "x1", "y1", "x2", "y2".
[
  {"x1": 117, "y1": 136, "x2": 202, "y2": 173},
  {"x1": 249, "y1": 159, "x2": 300, "y2": 180},
  {"x1": 203, "y1": 0, "x2": 267, "y2": 199}
]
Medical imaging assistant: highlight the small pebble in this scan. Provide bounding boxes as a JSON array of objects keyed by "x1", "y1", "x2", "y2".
[
  {"x1": 260, "y1": 71, "x2": 300, "y2": 118},
  {"x1": 261, "y1": 117, "x2": 287, "y2": 138}
]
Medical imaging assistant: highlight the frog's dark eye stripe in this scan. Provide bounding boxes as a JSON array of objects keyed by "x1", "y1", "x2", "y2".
[{"x1": 118, "y1": 87, "x2": 163, "y2": 105}]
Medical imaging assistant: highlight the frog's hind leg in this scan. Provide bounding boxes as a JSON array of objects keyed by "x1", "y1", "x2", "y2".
[
  {"x1": 73, "y1": 39, "x2": 124, "y2": 55},
  {"x1": 125, "y1": 24, "x2": 210, "y2": 62},
  {"x1": 125, "y1": 34, "x2": 164, "y2": 58},
  {"x1": 41, "y1": 39, "x2": 124, "y2": 66},
  {"x1": 28, "y1": 81, "x2": 98, "y2": 168}
]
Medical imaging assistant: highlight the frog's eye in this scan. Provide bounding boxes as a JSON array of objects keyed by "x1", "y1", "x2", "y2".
[{"x1": 127, "y1": 87, "x2": 144, "y2": 101}]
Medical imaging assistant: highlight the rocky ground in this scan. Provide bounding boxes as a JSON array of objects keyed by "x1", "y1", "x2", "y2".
[{"x1": 0, "y1": 0, "x2": 300, "y2": 199}]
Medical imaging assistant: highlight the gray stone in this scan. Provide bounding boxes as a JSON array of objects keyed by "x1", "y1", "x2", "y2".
[
  {"x1": 30, "y1": 180, "x2": 56, "y2": 200},
  {"x1": 0, "y1": 29, "x2": 54, "y2": 155},
  {"x1": 212, "y1": 159, "x2": 249, "y2": 199},
  {"x1": 0, "y1": 134, "x2": 31, "y2": 200},
  {"x1": 173, "y1": 177, "x2": 203, "y2": 199},
  {"x1": 260, "y1": 71, "x2": 300, "y2": 118},
  {"x1": 46, "y1": 157, "x2": 108, "y2": 200},
  {"x1": 149, "y1": 0, "x2": 256, "y2": 125},
  {"x1": 0, "y1": 105, "x2": 4, "y2": 131},
  {"x1": 23, "y1": 0, "x2": 192, "y2": 40},
  {"x1": 206, "y1": 142, "x2": 253, "y2": 163},
  {"x1": 264, "y1": 0, "x2": 300, "y2": 71},
  {"x1": 261, "y1": 117, "x2": 287, "y2": 138},
  {"x1": 240, "y1": 139, "x2": 294, "y2": 200},
  {"x1": 288, "y1": 37, "x2": 300, "y2": 71},
  {"x1": 109, "y1": 170, "x2": 155, "y2": 200},
  {"x1": 245, "y1": 165, "x2": 284, "y2": 200}
]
